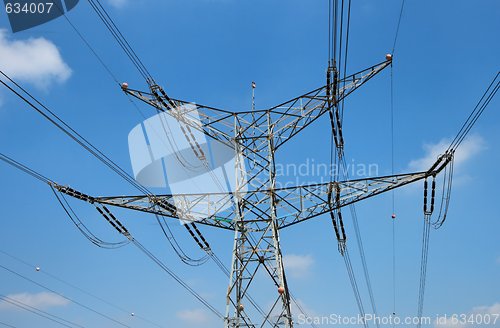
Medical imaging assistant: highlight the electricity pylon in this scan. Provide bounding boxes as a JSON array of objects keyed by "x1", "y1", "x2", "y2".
[{"x1": 54, "y1": 56, "x2": 454, "y2": 327}]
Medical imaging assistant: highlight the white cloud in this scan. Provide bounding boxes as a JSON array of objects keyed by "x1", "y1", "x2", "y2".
[
  {"x1": 283, "y1": 254, "x2": 314, "y2": 279},
  {"x1": 408, "y1": 134, "x2": 486, "y2": 172},
  {"x1": 290, "y1": 298, "x2": 318, "y2": 321},
  {"x1": 0, "y1": 29, "x2": 71, "y2": 89},
  {"x1": 473, "y1": 303, "x2": 500, "y2": 315},
  {"x1": 177, "y1": 308, "x2": 211, "y2": 326},
  {"x1": 434, "y1": 302, "x2": 500, "y2": 327},
  {"x1": 0, "y1": 292, "x2": 70, "y2": 310},
  {"x1": 107, "y1": 0, "x2": 127, "y2": 8}
]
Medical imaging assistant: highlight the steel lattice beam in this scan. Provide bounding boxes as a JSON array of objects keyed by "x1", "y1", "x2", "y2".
[
  {"x1": 54, "y1": 169, "x2": 444, "y2": 231},
  {"x1": 53, "y1": 56, "x2": 414, "y2": 327},
  {"x1": 124, "y1": 60, "x2": 391, "y2": 150}
]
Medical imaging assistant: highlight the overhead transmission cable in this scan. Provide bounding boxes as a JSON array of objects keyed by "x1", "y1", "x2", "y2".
[
  {"x1": 0, "y1": 152, "x2": 51, "y2": 184},
  {"x1": 340, "y1": 0, "x2": 351, "y2": 121},
  {"x1": 392, "y1": 0, "x2": 406, "y2": 56},
  {"x1": 447, "y1": 71, "x2": 499, "y2": 153},
  {"x1": 339, "y1": 156, "x2": 379, "y2": 328},
  {"x1": 0, "y1": 70, "x2": 150, "y2": 196},
  {"x1": 389, "y1": 0, "x2": 406, "y2": 322},
  {"x1": 245, "y1": 233, "x2": 320, "y2": 328},
  {"x1": 390, "y1": 64, "x2": 397, "y2": 323},
  {"x1": 0, "y1": 5, "x2": 248, "y2": 320},
  {"x1": 155, "y1": 214, "x2": 210, "y2": 266},
  {"x1": 0, "y1": 294, "x2": 81, "y2": 328},
  {"x1": 85, "y1": 0, "x2": 233, "y2": 202},
  {"x1": 0, "y1": 154, "x2": 224, "y2": 321},
  {"x1": 55, "y1": 7, "x2": 229, "y2": 267},
  {"x1": 431, "y1": 71, "x2": 498, "y2": 231},
  {"x1": 415, "y1": 72, "x2": 498, "y2": 327},
  {"x1": 0, "y1": 249, "x2": 164, "y2": 328},
  {"x1": 86, "y1": 0, "x2": 153, "y2": 81},
  {"x1": 52, "y1": 187, "x2": 131, "y2": 249},
  {"x1": 0, "y1": 264, "x2": 131, "y2": 327},
  {"x1": 327, "y1": 1, "x2": 377, "y2": 326},
  {"x1": 0, "y1": 69, "x2": 216, "y2": 273},
  {"x1": 416, "y1": 177, "x2": 435, "y2": 328},
  {"x1": 86, "y1": 0, "x2": 231, "y2": 199},
  {"x1": 81, "y1": 1, "x2": 267, "y2": 309},
  {"x1": 55, "y1": 2, "x2": 120, "y2": 85}
]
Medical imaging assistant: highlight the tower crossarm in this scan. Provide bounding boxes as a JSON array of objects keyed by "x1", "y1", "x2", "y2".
[
  {"x1": 53, "y1": 185, "x2": 238, "y2": 230},
  {"x1": 274, "y1": 171, "x2": 427, "y2": 229},
  {"x1": 259, "y1": 59, "x2": 391, "y2": 149},
  {"x1": 275, "y1": 152, "x2": 453, "y2": 229},
  {"x1": 124, "y1": 86, "x2": 236, "y2": 148},
  {"x1": 53, "y1": 152, "x2": 453, "y2": 233},
  {"x1": 122, "y1": 59, "x2": 391, "y2": 151}
]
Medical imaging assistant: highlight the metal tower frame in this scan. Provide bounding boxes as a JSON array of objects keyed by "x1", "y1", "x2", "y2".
[{"x1": 53, "y1": 56, "x2": 454, "y2": 327}]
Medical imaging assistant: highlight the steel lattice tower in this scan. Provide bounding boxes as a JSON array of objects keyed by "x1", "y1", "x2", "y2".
[{"x1": 55, "y1": 56, "x2": 453, "y2": 327}]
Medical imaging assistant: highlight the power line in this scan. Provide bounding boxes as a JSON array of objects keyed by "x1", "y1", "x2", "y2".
[
  {"x1": 389, "y1": 2, "x2": 406, "y2": 321},
  {"x1": 130, "y1": 239, "x2": 224, "y2": 319},
  {"x1": 390, "y1": 55, "x2": 397, "y2": 326},
  {"x1": 52, "y1": 186, "x2": 131, "y2": 249},
  {"x1": 58, "y1": 3, "x2": 120, "y2": 85},
  {"x1": 56, "y1": 4, "x2": 323, "y2": 323},
  {"x1": 392, "y1": 0, "x2": 406, "y2": 55},
  {"x1": 0, "y1": 152, "x2": 52, "y2": 184},
  {"x1": 447, "y1": 71, "x2": 499, "y2": 152},
  {"x1": 0, "y1": 294, "x2": 83, "y2": 328},
  {"x1": 0, "y1": 149, "x2": 223, "y2": 322},
  {"x1": 0, "y1": 264, "x2": 132, "y2": 327},
  {"x1": 57, "y1": 2, "x2": 265, "y2": 295},
  {"x1": 86, "y1": 0, "x2": 152, "y2": 82},
  {"x1": 339, "y1": 157, "x2": 379, "y2": 328},
  {"x1": 326, "y1": 1, "x2": 376, "y2": 324},
  {"x1": 0, "y1": 250, "x2": 165, "y2": 328},
  {"x1": 343, "y1": 249, "x2": 368, "y2": 328},
  {"x1": 340, "y1": 0, "x2": 351, "y2": 121},
  {"x1": 416, "y1": 214, "x2": 431, "y2": 328},
  {"x1": 243, "y1": 234, "x2": 319, "y2": 328},
  {"x1": 155, "y1": 215, "x2": 210, "y2": 266},
  {"x1": 0, "y1": 70, "x2": 151, "y2": 196},
  {"x1": 0, "y1": 321, "x2": 17, "y2": 328}
]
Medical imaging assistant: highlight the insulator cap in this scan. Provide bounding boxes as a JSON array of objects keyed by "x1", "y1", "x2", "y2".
[
  {"x1": 278, "y1": 286, "x2": 285, "y2": 295},
  {"x1": 121, "y1": 82, "x2": 129, "y2": 90},
  {"x1": 392, "y1": 213, "x2": 396, "y2": 219},
  {"x1": 238, "y1": 304, "x2": 244, "y2": 312},
  {"x1": 386, "y1": 53, "x2": 393, "y2": 61},
  {"x1": 35, "y1": 267, "x2": 40, "y2": 272}
]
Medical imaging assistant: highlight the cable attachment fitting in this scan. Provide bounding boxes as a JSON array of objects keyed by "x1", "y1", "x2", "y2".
[
  {"x1": 54, "y1": 184, "x2": 94, "y2": 204},
  {"x1": 149, "y1": 83, "x2": 177, "y2": 110},
  {"x1": 328, "y1": 182, "x2": 347, "y2": 255},
  {"x1": 423, "y1": 176, "x2": 436, "y2": 216},
  {"x1": 95, "y1": 205, "x2": 131, "y2": 238}
]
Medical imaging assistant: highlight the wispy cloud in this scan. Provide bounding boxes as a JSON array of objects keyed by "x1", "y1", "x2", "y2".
[
  {"x1": 107, "y1": 0, "x2": 127, "y2": 9},
  {"x1": 0, "y1": 29, "x2": 71, "y2": 89},
  {"x1": 283, "y1": 254, "x2": 314, "y2": 279},
  {"x1": 0, "y1": 292, "x2": 69, "y2": 310},
  {"x1": 434, "y1": 302, "x2": 500, "y2": 327},
  {"x1": 408, "y1": 134, "x2": 486, "y2": 172},
  {"x1": 290, "y1": 298, "x2": 318, "y2": 322},
  {"x1": 177, "y1": 308, "x2": 212, "y2": 326}
]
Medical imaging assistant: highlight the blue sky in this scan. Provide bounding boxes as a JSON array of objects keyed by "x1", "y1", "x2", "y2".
[{"x1": 0, "y1": 0, "x2": 499, "y2": 327}]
